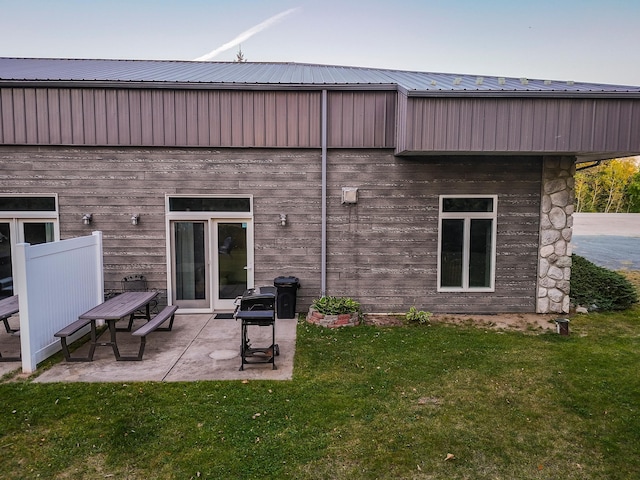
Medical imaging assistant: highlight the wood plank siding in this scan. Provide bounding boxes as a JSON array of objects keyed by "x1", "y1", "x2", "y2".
[
  {"x1": 0, "y1": 146, "x2": 540, "y2": 313},
  {"x1": 397, "y1": 94, "x2": 640, "y2": 155},
  {"x1": 324, "y1": 152, "x2": 542, "y2": 313},
  {"x1": 0, "y1": 88, "x2": 395, "y2": 149},
  {"x1": 0, "y1": 145, "x2": 324, "y2": 309}
]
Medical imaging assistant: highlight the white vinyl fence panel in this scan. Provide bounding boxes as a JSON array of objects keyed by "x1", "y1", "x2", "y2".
[{"x1": 14, "y1": 231, "x2": 104, "y2": 373}]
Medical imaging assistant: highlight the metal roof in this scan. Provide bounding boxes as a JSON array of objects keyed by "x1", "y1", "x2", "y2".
[{"x1": 1, "y1": 57, "x2": 639, "y2": 96}]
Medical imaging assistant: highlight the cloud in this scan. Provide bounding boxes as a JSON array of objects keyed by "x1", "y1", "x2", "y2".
[{"x1": 194, "y1": 7, "x2": 301, "y2": 61}]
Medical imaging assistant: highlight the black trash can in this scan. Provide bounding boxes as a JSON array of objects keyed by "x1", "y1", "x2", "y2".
[{"x1": 274, "y1": 276, "x2": 300, "y2": 319}]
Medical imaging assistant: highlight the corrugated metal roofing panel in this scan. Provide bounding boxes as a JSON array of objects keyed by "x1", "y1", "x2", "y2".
[{"x1": 1, "y1": 57, "x2": 639, "y2": 94}]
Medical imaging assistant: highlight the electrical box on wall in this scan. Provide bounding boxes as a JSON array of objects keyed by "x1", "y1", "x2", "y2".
[{"x1": 341, "y1": 187, "x2": 358, "y2": 204}]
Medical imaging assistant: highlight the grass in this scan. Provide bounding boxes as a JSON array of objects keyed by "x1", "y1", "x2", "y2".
[{"x1": 1, "y1": 285, "x2": 639, "y2": 478}]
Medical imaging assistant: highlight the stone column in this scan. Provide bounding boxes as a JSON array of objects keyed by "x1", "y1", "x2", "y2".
[{"x1": 537, "y1": 156, "x2": 575, "y2": 313}]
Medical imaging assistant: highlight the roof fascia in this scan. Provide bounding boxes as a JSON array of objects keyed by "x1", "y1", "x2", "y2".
[
  {"x1": 404, "y1": 90, "x2": 640, "y2": 99},
  {"x1": 0, "y1": 80, "x2": 399, "y2": 92}
]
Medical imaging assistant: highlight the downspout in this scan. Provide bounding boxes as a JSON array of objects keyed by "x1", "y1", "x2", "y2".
[{"x1": 321, "y1": 89, "x2": 327, "y2": 296}]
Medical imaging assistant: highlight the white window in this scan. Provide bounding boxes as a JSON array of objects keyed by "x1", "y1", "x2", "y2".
[{"x1": 437, "y1": 195, "x2": 497, "y2": 292}]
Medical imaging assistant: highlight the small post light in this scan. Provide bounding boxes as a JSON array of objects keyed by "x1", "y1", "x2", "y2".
[
  {"x1": 82, "y1": 213, "x2": 92, "y2": 225},
  {"x1": 131, "y1": 214, "x2": 140, "y2": 226},
  {"x1": 279, "y1": 214, "x2": 287, "y2": 226}
]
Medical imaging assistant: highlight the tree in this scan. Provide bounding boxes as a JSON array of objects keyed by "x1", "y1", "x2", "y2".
[
  {"x1": 574, "y1": 157, "x2": 640, "y2": 212},
  {"x1": 234, "y1": 46, "x2": 246, "y2": 63}
]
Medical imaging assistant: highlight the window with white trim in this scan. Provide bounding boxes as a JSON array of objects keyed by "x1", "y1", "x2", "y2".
[{"x1": 438, "y1": 195, "x2": 497, "y2": 292}]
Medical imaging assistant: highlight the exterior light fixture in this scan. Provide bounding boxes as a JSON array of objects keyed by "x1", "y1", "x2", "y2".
[
  {"x1": 131, "y1": 214, "x2": 140, "y2": 225},
  {"x1": 279, "y1": 214, "x2": 287, "y2": 226},
  {"x1": 82, "y1": 213, "x2": 92, "y2": 225}
]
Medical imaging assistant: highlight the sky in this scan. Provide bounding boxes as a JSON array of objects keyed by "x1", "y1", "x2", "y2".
[{"x1": 1, "y1": 0, "x2": 640, "y2": 86}]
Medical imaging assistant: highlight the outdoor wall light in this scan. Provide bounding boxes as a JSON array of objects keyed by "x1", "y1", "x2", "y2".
[
  {"x1": 131, "y1": 214, "x2": 140, "y2": 226},
  {"x1": 82, "y1": 213, "x2": 92, "y2": 225},
  {"x1": 279, "y1": 213, "x2": 287, "y2": 226}
]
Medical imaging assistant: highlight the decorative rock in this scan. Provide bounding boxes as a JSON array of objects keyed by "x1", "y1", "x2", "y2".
[
  {"x1": 539, "y1": 276, "x2": 556, "y2": 288},
  {"x1": 544, "y1": 178, "x2": 566, "y2": 194},
  {"x1": 548, "y1": 288, "x2": 564, "y2": 303},
  {"x1": 540, "y1": 245, "x2": 555, "y2": 258},
  {"x1": 549, "y1": 207, "x2": 567, "y2": 229},
  {"x1": 541, "y1": 229, "x2": 561, "y2": 246},
  {"x1": 538, "y1": 258, "x2": 550, "y2": 277},
  {"x1": 554, "y1": 240, "x2": 567, "y2": 256},
  {"x1": 576, "y1": 306, "x2": 589, "y2": 314},
  {"x1": 537, "y1": 297, "x2": 549, "y2": 313},
  {"x1": 550, "y1": 190, "x2": 569, "y2": 208},
  {"x1": 561, "y1": 228, "x2": 573, "y2": 242},
  {"x1": 556, "y1": 280, "x2": 571, "y2": 294}
]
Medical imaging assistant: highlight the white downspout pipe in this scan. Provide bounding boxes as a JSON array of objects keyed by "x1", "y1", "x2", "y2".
[{"x1": 321, "y1": 89, "x2": 327, "y2": 296}]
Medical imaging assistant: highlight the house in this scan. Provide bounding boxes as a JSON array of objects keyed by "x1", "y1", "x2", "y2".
[{"x1": 1, "y1": 57, "x2": 639, "y2": 315}]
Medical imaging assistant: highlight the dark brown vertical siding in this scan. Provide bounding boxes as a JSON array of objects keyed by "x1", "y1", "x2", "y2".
[
  {"x1": 24, "y1": 89, "x2": 37, "y2": 143},
  {"x1": 399, "y1": 97, "x2": 640, "y2": 154},
  {"x1": 94, "y1": 89, "x2": 107, "y2": 144},
  {"x1": 195, "y1": 91, "x2": 209, "y2": 145},
  {"x1": 12, "y1": 89, "x2": 27, "y2": 143},
  {"x1": 0, "y1": 87, "x2": 389, "y2": 149},
  {"x1": 128, "y1": 90, "x2": 142, "y2": 145},
  {"x1": 105, "y1": 90, "x2": 118, "y2": 144},
  {"x1": 116, "y1": 90, "x2": 131, "y2": 144},
  {"x1": 80, "y1": 90, "x2": 96, "y2": 145},
  {"x1": 174, "y1": 91, "x2": 188, "y2": 146},
  {"x1": 327, "y1": 91, "x2": 396, "y2": 148},
  {"x1": 163, "y1": 90, "x2": 177, "y2": 146}
]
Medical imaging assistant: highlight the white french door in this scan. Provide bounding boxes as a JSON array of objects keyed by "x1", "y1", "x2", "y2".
[{"x1": 170, "y1": 218, "x2": 253, "y2": 311}]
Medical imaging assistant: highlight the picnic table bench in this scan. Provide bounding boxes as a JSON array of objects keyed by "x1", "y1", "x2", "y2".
[
  {"x1": 54, "y1": 292, "x2": 176, "y2": 362},
  {"x1": 0, "y1": 295, "x2": 20, "y2": 362}
]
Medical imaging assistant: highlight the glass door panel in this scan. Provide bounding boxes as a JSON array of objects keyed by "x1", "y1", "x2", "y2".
[
  {"x1": 172, "y1": 221, "x2": 209, "y2": 308},
  {"x1": 22, "y1": 221, "x2": 55, "y2": 245},
  {"x1": 215, "y1": 221, "x2": 248, "y2": 309},
  {"x1": 0, "y1": 223, "x2": 12, "y2": 299}
]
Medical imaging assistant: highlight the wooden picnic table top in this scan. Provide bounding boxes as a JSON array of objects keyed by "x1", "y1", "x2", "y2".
[
  {"x1": 79, "y1": 291, "x2": 158, "y2": 321},
  {"x1": 0, "y1": 295, "x2": 19, "y2": 320}
]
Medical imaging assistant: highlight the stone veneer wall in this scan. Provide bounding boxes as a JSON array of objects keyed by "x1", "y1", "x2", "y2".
[{"x1": 537, "y1": 156, "x2": 576, "y2": 313}]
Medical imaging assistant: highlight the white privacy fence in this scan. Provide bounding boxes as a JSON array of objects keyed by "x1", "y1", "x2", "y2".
[{"x1": 15, "y1": 231, "x2": 104, "y2": 373}]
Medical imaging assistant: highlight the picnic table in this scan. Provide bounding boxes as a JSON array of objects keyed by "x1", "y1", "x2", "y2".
[
  {"x1": 56, "y1": 291, "x2": 159, "y2": 362},
  {"x1": 80, "y1": 291, "x2": 158, "y2": 361},
  {"x1": 0, "y1": 295, "x2": 20, "y2": 361},
  {"x1": 0, "y1": 295, "x2": 19, "y2": 333}
]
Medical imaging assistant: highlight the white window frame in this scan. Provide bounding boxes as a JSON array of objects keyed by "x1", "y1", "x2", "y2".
[{"x1": 437, "y1": 195, "x2": 497, "y2": 292}]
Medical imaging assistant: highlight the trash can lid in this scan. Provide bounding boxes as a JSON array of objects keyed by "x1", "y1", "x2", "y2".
[{"x1": 274, "y1": 276, "x2": 300, "y2": 286}]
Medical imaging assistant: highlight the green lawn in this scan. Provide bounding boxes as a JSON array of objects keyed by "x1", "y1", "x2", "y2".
[{"x1": 1, "y1": 302, "x2": 639, "y2": 479}]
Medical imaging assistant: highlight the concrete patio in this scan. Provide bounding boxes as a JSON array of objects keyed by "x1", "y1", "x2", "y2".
[{"x1": 0, "y1": 314, "x2": 297, "y2": 382}]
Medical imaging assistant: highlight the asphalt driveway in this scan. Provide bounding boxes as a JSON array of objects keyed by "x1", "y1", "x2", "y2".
[{"x1": 571, "y1": 213, "x2": 640, "y2": 270}]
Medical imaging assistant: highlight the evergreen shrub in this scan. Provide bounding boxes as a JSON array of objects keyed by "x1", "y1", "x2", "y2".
[{"x1": 570, "y1": 255, "x2": 639, "y2": 310}]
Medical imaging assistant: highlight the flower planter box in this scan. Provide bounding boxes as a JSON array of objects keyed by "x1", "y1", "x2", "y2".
[{"x1": 306, "y1": 307, "x2": 360, "y2": 328}]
